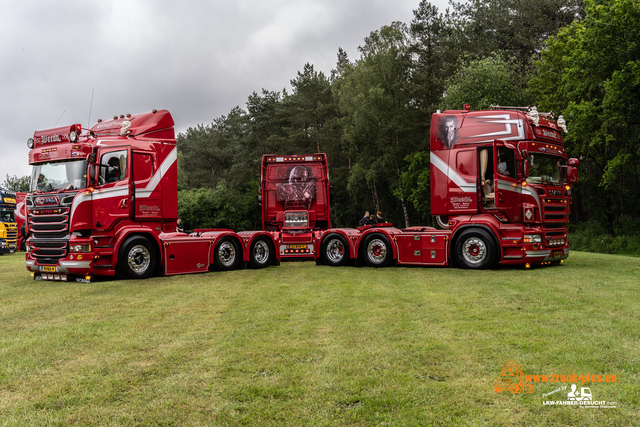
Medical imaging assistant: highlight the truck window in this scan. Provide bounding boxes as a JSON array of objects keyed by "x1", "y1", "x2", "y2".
[
  {"x1": 133, "y1": 153, "x2": 153, "y2": 183},
  {"x1": 100, "y1": 151, "x2": 127, "y2": 184},
  {"x1": 496, "y1": 147, "x2": 516, "y2": 178},
  {"x1": 1, "y1": 209, "x2": 15, "y2": 223}
]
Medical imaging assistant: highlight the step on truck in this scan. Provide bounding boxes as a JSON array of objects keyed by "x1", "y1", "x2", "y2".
[
  {"x1": 315, "y1": 105, "x2": 579, "y2": 269},
  {"x1": 0, "y1": 190, "x2": 18, "y2": 254},
  {"x1": 260, "y1": 154, "x2": 331, "y2": 259},
  {"x1": 24, "y1": 110, "x2": 278, "y2": 282}
]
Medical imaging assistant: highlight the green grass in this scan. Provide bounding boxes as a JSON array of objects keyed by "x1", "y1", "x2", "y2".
[
  {"x1": 569, "y1": 219, "x2": 640, "y2": 256},
  {"x1": 0, "y1": 251, "x2": 638, "y2": 426}
]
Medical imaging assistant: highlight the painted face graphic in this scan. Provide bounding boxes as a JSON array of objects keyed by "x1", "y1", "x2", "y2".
[
  {"x1": 289, "y1": 166, "x2": 308, "y2": 184},
  {"x1": 277, "y1": 166, "x2": 315, "y2": 210},
  {"x1": 445, "y1": 120, "x2": 456, "y2": 145}
]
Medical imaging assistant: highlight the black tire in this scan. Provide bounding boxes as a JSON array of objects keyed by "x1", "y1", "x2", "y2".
[
  {"x1": 214, "y1": 237, "x2": 241, "y2": 271},
  {"x1": 249, "y1": 237, "x2": 273, "y2": 269},
  {"x1": 117, "y1": 236, "x2": 158, "y2": 279},
  {"x1": 454, "y1": 229, "x2": 497, "y2": 269},
  {"x1": 360, "y1": 233, "x2": 392, "y2": 267},
  {"x1": 320, "y1": 234, "x2": 349, "y2": 266}
]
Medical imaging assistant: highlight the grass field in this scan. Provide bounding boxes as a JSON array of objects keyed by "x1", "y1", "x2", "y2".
[{"x1": 0, "y1": 251, "x2": 638, "y2": 426}]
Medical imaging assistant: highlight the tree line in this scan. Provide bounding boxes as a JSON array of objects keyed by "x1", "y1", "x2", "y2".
[{"x1": 5, "y1": 0, "x2": 639, "y2": 241}]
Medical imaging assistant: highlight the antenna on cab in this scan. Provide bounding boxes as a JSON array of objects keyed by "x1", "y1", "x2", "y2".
[
  {"x1": 54, "y1": 110, "x2": 66, "y2": 127},
  {"x1": 88, "y1": 86, "x2": 95, "y2": 128}
]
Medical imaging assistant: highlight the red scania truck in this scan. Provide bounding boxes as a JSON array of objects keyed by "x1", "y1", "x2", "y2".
[
  {"x1": 260, "y1": 154, "x2": 331, "y2": 259},
  {"x1": 315, "y1": 105, "x2": 578, "y2": 269},
  {"x1": 24, "y1": 110, "x2": 278, "y2": 282}
]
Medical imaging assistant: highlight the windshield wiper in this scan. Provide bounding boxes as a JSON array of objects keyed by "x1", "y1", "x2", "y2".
[{"x1": 540, "y1": 178, "x2": 552, "y2": 185}]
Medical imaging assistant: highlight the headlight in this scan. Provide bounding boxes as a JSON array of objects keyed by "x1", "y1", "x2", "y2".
[
  {"x1": 523, "y1": 234, "x2": 542, "y2": 244},
  {"x1": 69, "y1": 244, "x2": 92, "y2": 253}
]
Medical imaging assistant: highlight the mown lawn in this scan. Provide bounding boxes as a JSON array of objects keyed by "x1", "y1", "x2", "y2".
[{"x1": 0, "y1": 251, "x2": 638, "y2": 426}]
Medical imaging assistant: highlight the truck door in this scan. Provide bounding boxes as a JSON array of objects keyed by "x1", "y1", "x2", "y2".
[
  {"x1": 493, "y1": 143, "x2": 522, "y2": 222},
  {"x1": 132, "y1": 151, "x2": 162, "y2": 220},
  {"x1": 446, "y1": 149, "x2": 478, "y2": 214},
  {"x1": 92, "y1": 149, "x2": 131, "y2": 231}
]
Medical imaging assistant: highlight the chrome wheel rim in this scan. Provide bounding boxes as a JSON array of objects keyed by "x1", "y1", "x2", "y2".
[
  {"x1": 128, "y1": 245, "x2": 151, "y2": 273},
  {"x1": 366, "y1": 238, "x2": 387, "y2": 264},
  {"x1": 326, "y1": 238, "x2": 345, "y2": 263},
  {"x1": 252, "y1": 240, "x2": 270, "y2": 265},
  {"x1": 462, "y1": 237, "x2": 486, "y2": 264},
  {"x1": 217, "y1": 241, "x2": 237, "y2": 267}
]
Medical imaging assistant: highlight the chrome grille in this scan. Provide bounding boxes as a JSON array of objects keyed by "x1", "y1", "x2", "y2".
[
  {"x1": 541, "y1": 197, "x2": 568, "y2": 222},
  {"x1": 27, "y1": 194, "x2": 74, "y2": 262}
]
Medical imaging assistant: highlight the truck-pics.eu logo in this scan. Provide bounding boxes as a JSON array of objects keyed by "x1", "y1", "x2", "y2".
[
  {"x1": 494, "y1": 360, "x2": 618, "y2": 408},
  {"x1": 494, "y1": 360, "x2": 534, "y2": 393}
]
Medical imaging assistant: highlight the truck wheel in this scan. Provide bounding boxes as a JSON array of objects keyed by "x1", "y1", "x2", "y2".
[
  {"x1": 249, "y1": 237, "x2": 273, "y2": 269},
  {"x1": 361, "y1": 234, "x2": 392, "y2": 267},
  {"x1": 320, "y1": 234, "x2": 349, "y2": 266},
  {"x1": 455, "y1": 229, "x2": 497, "y2": 269},
  {"x1": 117, "y1": 236, "x2": 158, "y2": 279},
  {"x1": 214, "y1": 237, "x2": 241, "y2": 271}
]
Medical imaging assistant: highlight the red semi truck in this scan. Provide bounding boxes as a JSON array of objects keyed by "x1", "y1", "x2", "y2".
[
  {"x1": 314, "y1": 105, "x2": 578, "y2": 269},
  {"x1": 24, "y1": 110, "x2": 278, "y2": 282},
  {"x1": 24, "y1": 105, "x2": 577, "y2": 281},
  {"x1": 260, "y1": 154, "x2": 331, "y2": 259}
]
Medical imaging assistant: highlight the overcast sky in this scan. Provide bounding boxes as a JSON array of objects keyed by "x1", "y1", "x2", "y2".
[{"x1": 1, "y1": 0, "x2": 447, "y2": 181}]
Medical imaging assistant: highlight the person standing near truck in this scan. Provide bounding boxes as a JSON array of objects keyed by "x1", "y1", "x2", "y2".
[{"x1": 359, "y1": 211, "x2": 370, "y2": 227}]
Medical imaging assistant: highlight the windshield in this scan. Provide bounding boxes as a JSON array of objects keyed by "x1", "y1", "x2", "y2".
[
  {"x1": 1, "y1": 209, "x2": 15, "y2": 223},
  {"x1": 31, "y1": 160, "x2": 88, "y2": 193},
  {"x1": 526, "y1": 153, "x2": 566, "y2": 186}
]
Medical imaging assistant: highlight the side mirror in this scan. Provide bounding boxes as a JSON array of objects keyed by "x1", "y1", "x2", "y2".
[
  {"x1": 568, "y1": 158, "x2": 579, "y2": 166},
  {"x1": 257, "y1": 195, "x2": 262, "y2": 206},
  {"x1": 87, "y1": 153, "x2": 96, "y2": 164},
  {"x1": 522, "y1": 159, "x2": 529, "y2": 178},
  {"x1": 521, "y1": 149, "x2": 528, "y2": 159},
  {"x1": 566, "y1": 166, "x2": 578, "y2": 184}
]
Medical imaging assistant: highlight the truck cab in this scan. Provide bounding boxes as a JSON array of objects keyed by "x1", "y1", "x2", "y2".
[
  {"x1": 315, "y1": 105, "x2": 578, "y2": 270},
  {"x1": 24, "y1": 110, "x2": 278, "y2": 282},
  {"x1": 430, "y1": 106, "x2": 578, "y2": 268},
  {"x1": 261, "y1": 154, "x2": 331, "y2": 259},
  {"x1": 0, "y1": 191, "x2": 18, "y2": 254}
]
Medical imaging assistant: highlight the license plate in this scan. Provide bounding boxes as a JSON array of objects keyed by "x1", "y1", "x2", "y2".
[
  {"x1": 553, "y1": 250, "x2": 563, "y2": 258},
  {"x1": 288, "y1": 244, "x2": 307, "y2": 249},
  {"x1": 42, "y1": 266, "x2": 56, "y2": 272}
]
